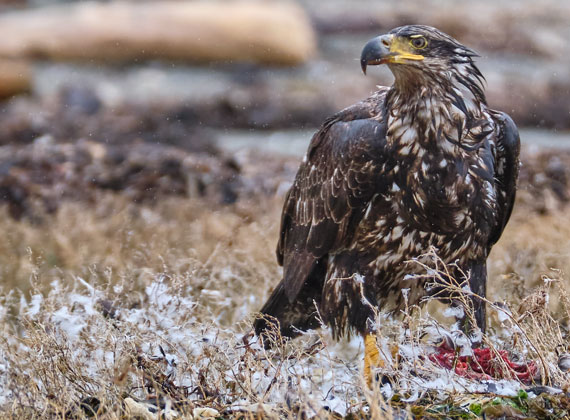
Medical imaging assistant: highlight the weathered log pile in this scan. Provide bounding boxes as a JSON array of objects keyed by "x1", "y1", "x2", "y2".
[
  {"x1": 0, "y1": 0, "x2": 317, "y2": 100},
  {"x1": 0, "y1": 1, "x2": 316, "y2": 66},
  {"x1": 0, "y1": 59, "x2": 30, "y2": 99}
]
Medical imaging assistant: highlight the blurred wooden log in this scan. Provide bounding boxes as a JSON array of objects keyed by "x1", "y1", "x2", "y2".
[
  {"x1": 0, "y1": 60, "x2": 30, "y2": 98},
  {"x1": 0, "y1": 1, "x2": 316, "y2": 66}
]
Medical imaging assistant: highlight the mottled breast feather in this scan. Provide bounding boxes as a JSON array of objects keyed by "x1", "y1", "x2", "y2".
[{"x1": 277, "y1": 89, "x2": 390, "y2": 302}]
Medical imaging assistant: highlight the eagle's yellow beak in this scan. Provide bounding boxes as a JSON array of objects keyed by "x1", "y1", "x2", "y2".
[{"x1": 361, "y1": 34, "x2": 425, "y2": 74}]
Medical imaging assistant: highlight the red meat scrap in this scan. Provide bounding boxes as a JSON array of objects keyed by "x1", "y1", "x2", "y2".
[{"x1": 428, "y1": 343, "x2": 538, "y2": 384}]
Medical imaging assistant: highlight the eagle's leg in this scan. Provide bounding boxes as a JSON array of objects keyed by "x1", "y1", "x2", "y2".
[
  {"x1": 454, "y1": 261, "x2": 487, "y2": 345},
  {"x1": 469, "y1": 261, "x2": 487, "y2": 335},
  {"x1": 363, "y1": 334, "x2": 400, "y2": 386},
  {"x1": 363, "y1": 334, "x2": 384, "y2": 386}
]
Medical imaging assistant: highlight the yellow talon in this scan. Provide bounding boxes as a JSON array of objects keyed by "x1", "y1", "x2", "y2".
[{"x1": 364, "y1": 334, "x2": 384, "y2": 386}]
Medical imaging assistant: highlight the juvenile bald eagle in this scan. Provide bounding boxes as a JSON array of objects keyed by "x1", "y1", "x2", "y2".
[{"x1": 254, "y1": 25, "x2": 520, "y2": 377}]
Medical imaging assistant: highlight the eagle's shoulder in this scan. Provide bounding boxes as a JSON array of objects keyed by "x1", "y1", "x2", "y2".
[
  {"x1": 306, "y1": 87, "x2": 389, "y2": 159},
  {"x1": 276, "y1": 88, "x2": 391, "y2": 302}
]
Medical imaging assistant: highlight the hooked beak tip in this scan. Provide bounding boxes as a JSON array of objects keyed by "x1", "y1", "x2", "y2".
[{"x1": 360, "y1": 35, "x2": 390, "y2": 75}]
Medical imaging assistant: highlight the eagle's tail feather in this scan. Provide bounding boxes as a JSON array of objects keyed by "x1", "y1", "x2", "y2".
[
  {"x1": 253, "y1": 281, "x2": 289, "y2": 337},
  {"x1": 254, "y1": 280, "x2": 321, "y2": 345}
]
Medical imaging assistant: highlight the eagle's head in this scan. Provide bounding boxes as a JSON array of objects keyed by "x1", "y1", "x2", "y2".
[{"x1": 361, "y1": 25, "x2": 485, "y2": 103}]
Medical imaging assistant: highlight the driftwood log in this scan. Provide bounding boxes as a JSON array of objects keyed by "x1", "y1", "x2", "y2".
[
  {"x1": 0, "y1": 59, "x2": 30, "y2": 98},
  {"x1": 0, "y1": 1, "x2": 316, "y2": 65}
]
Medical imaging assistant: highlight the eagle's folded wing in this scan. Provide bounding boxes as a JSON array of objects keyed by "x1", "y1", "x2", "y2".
[
  {"x1": 488, "y1": 111, "x2": 520, "y2": 249},
  {"x1": 277, "y1": 91, "x2": 390, "y2": 302}
]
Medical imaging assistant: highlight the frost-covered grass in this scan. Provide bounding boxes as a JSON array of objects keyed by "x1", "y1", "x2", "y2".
[{"x1": 1, "y1": 194, "x2": 570, "y2": 418}]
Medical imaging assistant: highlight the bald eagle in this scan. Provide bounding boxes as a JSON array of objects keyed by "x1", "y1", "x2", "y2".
[{"x1": 254, "y1": 25, "x2": 520, "y2": 379}]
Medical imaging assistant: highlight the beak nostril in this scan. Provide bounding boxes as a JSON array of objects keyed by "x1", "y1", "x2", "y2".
[{"x1": 380, "y1": 35, "x2": 391, "y2": 48}]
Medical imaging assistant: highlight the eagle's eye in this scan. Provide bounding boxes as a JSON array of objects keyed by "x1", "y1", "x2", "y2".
[{"x1": 410, "y1": 36, "x2": 428, "y2": 49}]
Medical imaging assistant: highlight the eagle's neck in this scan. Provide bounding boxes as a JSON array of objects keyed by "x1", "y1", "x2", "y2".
[{"x1": 385, "y1": 62, "x2": 489, "y2": 154}]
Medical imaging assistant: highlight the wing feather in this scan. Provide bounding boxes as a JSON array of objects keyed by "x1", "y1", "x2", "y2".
[
  {"x1": 489, "y1": 110, "x2": 520, "y2": 247},
  {"x1": 277, "y1": 90, "x2": 390, "y2": 302}
]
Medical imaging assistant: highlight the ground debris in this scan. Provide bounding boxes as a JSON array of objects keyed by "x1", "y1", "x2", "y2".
[
  {"x1": 396, "y1": 388, "x2": 570, "y2": 420},
  {"x1": 0, "y1": 137, "x2": 242, "y2": 219},
  {"x1": 0, "y1": 87, "x2": 567, "y2": 220},
  {"x1": 0, "y1": 89, "x2": 311, "y2": 219},
  {"x1": 518, "y1": 149, "x2": 570, "y2": 214}
]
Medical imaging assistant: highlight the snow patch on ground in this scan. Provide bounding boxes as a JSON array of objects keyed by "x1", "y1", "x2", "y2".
[{"x1": 0, "y1": 275, "x2": 539, "y2": 417}]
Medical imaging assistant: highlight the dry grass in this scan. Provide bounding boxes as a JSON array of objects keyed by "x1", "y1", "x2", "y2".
[
  {"x1": 488, "y1": 207, "x2": 570, "y2": 317},
  {"x1": 0, "y1": 194, "x2": 281, "y2": 323},
  {"x1": 0, "y1": 191, "x2": 569, "y2": 419}
]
